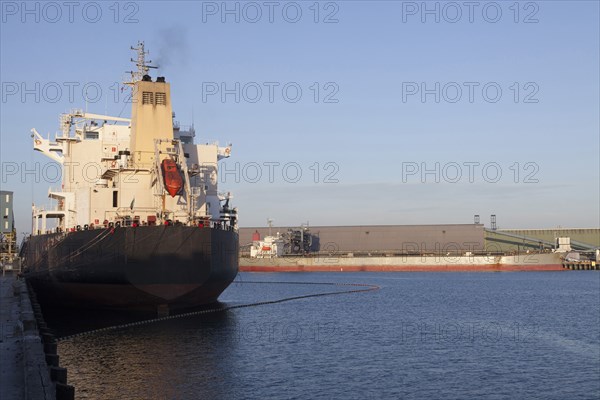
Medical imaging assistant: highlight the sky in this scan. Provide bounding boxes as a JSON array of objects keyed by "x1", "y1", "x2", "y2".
[{"x1": 1, "y1": 0, "x2": 599, "y2": 236}]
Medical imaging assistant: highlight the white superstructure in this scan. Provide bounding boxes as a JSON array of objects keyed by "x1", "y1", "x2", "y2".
[
  {"x1": 250, "y1": 235, "x2": 286, "y2": 258},
  {"x1": 31, "y1": 42, "x2": 236, "y2": 234}
]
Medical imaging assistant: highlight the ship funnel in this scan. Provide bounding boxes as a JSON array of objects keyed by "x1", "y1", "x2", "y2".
[{"x1": 130, "y1": 72, "x2": 173, "y2": 166}]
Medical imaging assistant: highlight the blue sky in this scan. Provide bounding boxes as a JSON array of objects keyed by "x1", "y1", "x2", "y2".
[{"x1": 1, "y1": 1, "x2": 599, "y2": 235}]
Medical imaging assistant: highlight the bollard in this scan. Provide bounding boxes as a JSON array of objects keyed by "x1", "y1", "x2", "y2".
[
  {"x1": 41, "y1": 333, "x2": 55, "y2": 344},
  {"x1": 44, "y1": 341, "x2": 58, "y2": 355},
  {"x1": 12, "y1": 280, "x2": 20, "y2": 296},
  {"x1": 22, "y1": 319, "x2": 37, "y2": 332},
  {"x1": 56, "y1": 383, "x2": 75, "y2": 400},
  {"x1": 50, "y1": 366, "x2": 68, "y2": 384},
  {"x1": 39, "y1": 326, "x2": 51, "y2": 335},
  {"x1": 45, "y1": 353, "x2": 59, "y2": 367}
]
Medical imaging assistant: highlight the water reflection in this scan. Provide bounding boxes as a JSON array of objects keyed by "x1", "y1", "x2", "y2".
[{"x1": 55, "y1": 307, "x2": 238, "y2": 400}]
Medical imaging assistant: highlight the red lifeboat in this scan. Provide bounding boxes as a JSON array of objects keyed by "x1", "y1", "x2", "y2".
[{"x1": 161, "y1": 158, "x2": 183, "y2": 197}]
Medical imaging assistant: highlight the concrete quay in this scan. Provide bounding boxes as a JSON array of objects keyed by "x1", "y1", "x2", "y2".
[{"x1": 1, "y1": 275, "x2": 74, "y2": 400}]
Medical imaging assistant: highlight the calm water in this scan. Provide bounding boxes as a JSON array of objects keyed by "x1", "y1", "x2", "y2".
[{"x1": 54, "y1": 272, "x2": 600, "y2": 399}]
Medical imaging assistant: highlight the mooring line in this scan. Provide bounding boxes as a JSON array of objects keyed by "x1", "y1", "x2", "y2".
[{"x1": 57, "y1": 281, "x2": 379, "y2": 342}]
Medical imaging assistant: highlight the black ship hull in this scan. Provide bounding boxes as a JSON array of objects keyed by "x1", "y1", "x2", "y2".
[{"x1": 22, "y1": 226, "x2": 238, "y2": 312}]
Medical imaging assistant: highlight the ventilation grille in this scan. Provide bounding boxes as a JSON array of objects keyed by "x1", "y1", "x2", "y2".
[
  {"x1": 142, "y1": 92, "x2": 153, "y2": 105},
  {"x1": 156, "y1": 92, "x2": 167, "y2": 105}
]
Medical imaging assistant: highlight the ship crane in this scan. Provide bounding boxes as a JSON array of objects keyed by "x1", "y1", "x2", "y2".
[
  {"x1": 60, "y1": 110, "x2": 130, "y2": 138},
  {"x1": 31, "y1": 111, "x2": 131, "y2": 164}
]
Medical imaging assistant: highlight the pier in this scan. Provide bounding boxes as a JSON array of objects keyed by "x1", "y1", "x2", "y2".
[
  {"x1": 0, "y1": 275, "x2": 74, "y2": 400},
  {"x1": 563, "y1": 261, "x2": 599, "y2": 270}
]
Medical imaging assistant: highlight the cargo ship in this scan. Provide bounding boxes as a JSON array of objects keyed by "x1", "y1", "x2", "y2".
[
  {"x1": 238, "y1": 225, "x2": 599, "y2": 272},
  {"x1": 239, "y1": 252, "x2": 568, "y2": 272},
  {"x1": 20, "y1": 43, "x2": 239, "y2": 313}
]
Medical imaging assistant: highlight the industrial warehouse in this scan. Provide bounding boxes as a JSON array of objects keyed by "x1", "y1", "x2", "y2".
[{"x1": 239, "y1": 223, "x2": 600, "y2": 254}]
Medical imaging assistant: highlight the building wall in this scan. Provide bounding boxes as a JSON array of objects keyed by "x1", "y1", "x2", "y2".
[
  {"x1": 239, "y1": 224, "x2": 486, "y2": 252},
  {"x1": 0, "y1": 191, "x2": 14, "y2": 234}
]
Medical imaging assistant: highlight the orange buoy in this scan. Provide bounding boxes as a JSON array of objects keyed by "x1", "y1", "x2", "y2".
[{"x1": 161, "y1": 159, "x2": 183, "y2": 197}]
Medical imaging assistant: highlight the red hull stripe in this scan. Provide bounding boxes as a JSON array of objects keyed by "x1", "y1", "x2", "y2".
[{"x1": 240, "y1": 265, "x2": 566, "y2": 272}]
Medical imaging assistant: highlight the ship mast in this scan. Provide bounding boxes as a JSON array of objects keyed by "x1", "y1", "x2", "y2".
[{"x1": 125, "y1": 41, "x2": 158, "y2": 86}]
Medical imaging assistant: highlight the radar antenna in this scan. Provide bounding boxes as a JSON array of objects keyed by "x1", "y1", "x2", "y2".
[{"x1": 124, "y1": 41, "x2": 158, "y2": 86}]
